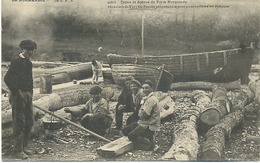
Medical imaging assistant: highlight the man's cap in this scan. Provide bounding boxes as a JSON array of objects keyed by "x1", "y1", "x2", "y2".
[
  {"x1": 89, "y1": 86, "x2": 102, "y2": 95},
  {"x1": 19, "y1": 40, "x2": 37, "y2": 51},
  {"x1": 124, "y1": 76, "x2": 134, "y2": 82},
  {"x1": 143, "y1": 80, "x2": 153, "y2": 88},
  {"x1": 130, "y1": 79, "x2": 141, "y2": 88}
]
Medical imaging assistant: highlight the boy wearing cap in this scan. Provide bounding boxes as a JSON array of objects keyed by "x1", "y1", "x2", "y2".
[
  {"x1": 65, "y1": 86, "x2": 112, "y2": 136},
  {"x1": 4, "y1": 40, "x2": 37, "y2": 159},
  {"x1": 122, "y1": 80, "x2": 160, "y2": 151}
]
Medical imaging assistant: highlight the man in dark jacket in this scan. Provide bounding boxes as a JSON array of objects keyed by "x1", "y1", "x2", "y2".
[
  {"x1": 4, "y1": 39, "x2": 37, "y2": 159},
  {"x1": 115, "y1": 76, "x2": 134, "y2": 129}
]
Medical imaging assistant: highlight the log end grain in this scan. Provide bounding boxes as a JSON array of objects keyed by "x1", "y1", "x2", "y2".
[{"x1": 200, "y1": 108, "x2": 220, "y2": 126}]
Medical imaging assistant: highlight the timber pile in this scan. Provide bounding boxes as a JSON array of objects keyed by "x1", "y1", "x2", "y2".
[{"x1": 200, "y1": 85, "x2": 254, "y2": 160}]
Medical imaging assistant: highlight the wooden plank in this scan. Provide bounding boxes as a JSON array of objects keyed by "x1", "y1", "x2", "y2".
[{"x1": 96, "y1": 136, "x2": 134, "y2": 157}]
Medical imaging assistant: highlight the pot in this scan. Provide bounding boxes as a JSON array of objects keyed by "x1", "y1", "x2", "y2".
[{"x1": 42, "y1": 113, "x2": 62, "y2": 130}]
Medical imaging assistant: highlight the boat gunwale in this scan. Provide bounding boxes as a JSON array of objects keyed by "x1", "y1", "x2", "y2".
[{"x1": 108, "y1": 47, "x2": 252, "y2": 58}]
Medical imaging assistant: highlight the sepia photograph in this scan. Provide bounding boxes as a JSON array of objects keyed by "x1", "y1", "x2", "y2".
[{"x1": 1, "y1": 0, "x2": 260, "y2": 161}]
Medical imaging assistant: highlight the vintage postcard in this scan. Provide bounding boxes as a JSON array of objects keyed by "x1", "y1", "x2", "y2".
[{"x1": 1, "y1": 0, "x2": 260, "y2": 161}]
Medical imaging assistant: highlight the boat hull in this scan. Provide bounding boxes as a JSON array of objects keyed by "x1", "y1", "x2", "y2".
[
  {"x1": 108, "y1": 48, "x2": 254, "y2": 83},
  {"x1": 111, "y1": 64, "x2": 173, "y2": 92}
]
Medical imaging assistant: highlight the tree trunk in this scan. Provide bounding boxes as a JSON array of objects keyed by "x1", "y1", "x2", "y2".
[
  {"x1": 192, "y1": 90, "x2": 211, "y2": 113},
  {"x1": 200, "y1": 86, "x2": 231, "y2": 127},
  {"x1": 170, "y1": 81, "x2": 240, "y2": 91},
  {"x1": 200, "y1": 85, "x2": 254, "y2": 160},
  {"x1": 162, "y1": 106, "x2": 200, "y2": 161}
]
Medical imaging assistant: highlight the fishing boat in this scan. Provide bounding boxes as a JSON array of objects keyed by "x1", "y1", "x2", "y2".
[
  {"x1": 111, "y1": 64, "x2": 173, "y2": 92},
  {"x1": 108, "y1": 46, "x2": 254, "y2": 83}
]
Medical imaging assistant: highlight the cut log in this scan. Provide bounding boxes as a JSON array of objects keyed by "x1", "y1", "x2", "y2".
[
  {"x1": 200, "y1": 86, "x2": 231, "y2": 127},
  {"x1": 96, "y1": 136, "x2": 134, "y2": 157},
  {"x1": 200, "y1": 85, "x2": 254, "y2": 161},
  {"x1": 34, "y1": 62, "x2": 92, "y2": 87},
  {"x1": 162, "y1": 106, "x2": 200, "y2": 161},
  {"x1": 170, "y1": 81, "x2": 240, "y2": 91}
]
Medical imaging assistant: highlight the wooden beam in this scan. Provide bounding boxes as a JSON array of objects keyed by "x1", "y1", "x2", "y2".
[{"x1": 96, "y1": 136, "x2": 133, "y2": 157}]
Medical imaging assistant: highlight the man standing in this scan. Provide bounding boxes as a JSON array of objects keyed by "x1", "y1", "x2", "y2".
[
  {"x1": 122, "y1": 80, "x2": 160, "y2": 151},
  {"x1": 4, "y1": 40, "x2": 37, "y2": 159},
  {"x1": 65, "y1": 86, "x2": 113, "y2": 136}
]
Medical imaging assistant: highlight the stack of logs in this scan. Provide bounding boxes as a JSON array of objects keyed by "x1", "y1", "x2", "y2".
[
  {"x1": 2, "y1": 80, "x2": 260, "y2": 161},
  {"x1": 162, "y1": 80, "x2": 259, "y2": 161}
]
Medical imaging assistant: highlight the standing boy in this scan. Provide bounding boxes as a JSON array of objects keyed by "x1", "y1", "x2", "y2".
[{"x1": 4, "y1": 40, "x2": 37, "y2": 159}]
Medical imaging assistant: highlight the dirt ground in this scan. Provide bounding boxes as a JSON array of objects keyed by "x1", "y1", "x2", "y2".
[{"x1": 1, "y1": 86, "x2": 260, "y2": 161}]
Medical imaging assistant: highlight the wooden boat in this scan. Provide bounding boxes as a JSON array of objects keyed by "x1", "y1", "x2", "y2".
[
  {"x1": 111, "y1": 64, "x2": 173, "y2": 92},
  {"x1": 108, "y1": 46, "x2": 254, "y2": 83}
]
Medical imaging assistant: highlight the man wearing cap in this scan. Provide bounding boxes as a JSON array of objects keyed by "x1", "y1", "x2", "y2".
[
  {"x1": 65, "y1": 86, "x2": 112, "y2": 136},
  {"x1": 115, "y1": 76, "x2": 135, "y2": 129},
  {"x1": 122, "y1": 80, "x2": 160, "y2": 151},
  {"x1": 4, "y1": 39, "x2": 37, "y2": 159},
  {"x1": 125, "y1": 79, "x2": 145, "y2": 126}
]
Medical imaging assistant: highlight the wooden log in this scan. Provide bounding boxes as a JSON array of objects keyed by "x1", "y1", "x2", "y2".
[
  {"x1": 2, "y1": 88, "x2": 91, "y2": 128},
  {"x1": 40, "y1": 74, "x2": 53, "y2": 94},
  {"x1": 249, "y1": 80, "x2": 260, "y2": 104},
  {"x1": 192, "y1": 90, "x2": 211, "y2": 113},
  {"x1": 96, "y1": 136, "x2": 133, "y2": 157},
  {"x1": 200, "y1": 85, "x2": 254, "y2": 161},
  {"x1": 170, "y1": 81, "x2": 241, "y2": 91},
  {"x1": 162, "y1": 106, "x2": 200, "y2": 161},
  {"x1": 200, "y1": 86, "x2": 231, "y2": 127},
  {"x1": 33, "y1": 62, "x2": 92, "y2": 87}
]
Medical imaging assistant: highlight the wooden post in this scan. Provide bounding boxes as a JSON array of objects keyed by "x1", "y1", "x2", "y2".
[
  {"x1": 141, "y1": 15, "x2": 144, "y2": 57},
  {"x1": 40, "y1": 74, "x2": 53, "y2": 94}
]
